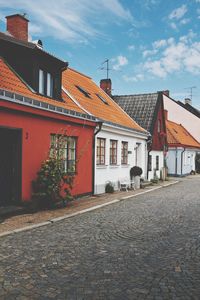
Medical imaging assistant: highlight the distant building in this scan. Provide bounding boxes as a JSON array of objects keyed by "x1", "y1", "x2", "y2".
[
  {"x1": 165, "y1": 112, "x2": 200, "y2": 176},
  {"x1": 112, "y1": 91, "x2": 168, "y2": 181}
]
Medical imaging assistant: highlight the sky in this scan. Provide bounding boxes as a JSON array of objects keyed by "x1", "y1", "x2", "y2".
[{"x1": 0, "y1": 0, "x2": 200, "y2": 109}]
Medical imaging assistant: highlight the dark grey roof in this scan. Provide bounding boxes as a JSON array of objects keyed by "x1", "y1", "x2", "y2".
[{"x1": 113, "y1": 93, "x2": 159, "y2": 133}]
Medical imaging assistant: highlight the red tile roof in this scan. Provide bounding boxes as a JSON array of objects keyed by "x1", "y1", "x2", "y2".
[
  {"x1": 62, "y1": 68, "x2": 146, "y2": 132},
  {"x1": 0, "y1": 57, "x2": 85, "y2": 114},
  {"x1": 166, "y1": 120, "x2": 200, "y2": 148}
]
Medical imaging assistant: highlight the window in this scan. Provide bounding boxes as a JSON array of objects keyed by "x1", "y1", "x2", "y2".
[
  {"x1": 96, "y1": 94, "x2": 108, "y2": 105},
  {"x1": 39, "y1": 69, "x2": 54, "y2": 97},
  {"x1": 148, "y1": 155, "x2": 152, "y2": 171},
  {"x1": 121, "y1": 141, "x2": 128, "y2": 164},
  {"x1": 47, "y1": 73, "x2": 53, "y2": 97},
  {"x1": 97, "y1": 138, "x2": 105, "y2": 165},
  {"x1": 39, "y1": 69, "x2": 45, "y2": 95},
  {"x1": 50, "y1": 135, "x2": 76, "y2": 173},
  {"x1": 156, "y1": 155, "x2": 159, "y2": 170},
  {"x1": 110, "y1": 140, "x2": 117, "y2": 165},
  {"x1": 75, "y1": 85, "x2": 91, "y2": 98}
]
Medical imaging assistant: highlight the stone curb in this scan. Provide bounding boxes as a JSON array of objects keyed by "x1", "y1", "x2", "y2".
[{"x1": 0, "y1": 181, "x2": 179, "y2": 239}]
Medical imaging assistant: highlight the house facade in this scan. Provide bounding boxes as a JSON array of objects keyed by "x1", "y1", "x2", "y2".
[
  {"x1": 0, "y1": 14, "x2": 97, "y2": 205},
  {"x1": 163, "y1": 94, "x2": 200, "y2": 143},
  {"x1": 62, "y1": 72, "x2": 149, "y2": 194},
  {"x1": 113, "y1": 91, "x2": 167, "y2": 181},
  {"x1": 165, "y1": 114, "x2": 200, "y2": 176}
]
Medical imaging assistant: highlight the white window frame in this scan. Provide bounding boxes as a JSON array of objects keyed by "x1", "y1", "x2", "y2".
[{"x1": 39, "y1": 69, "x2": 45, "y2": 95}]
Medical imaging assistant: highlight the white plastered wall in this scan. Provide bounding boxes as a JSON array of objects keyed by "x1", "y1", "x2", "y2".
[
  {"x1": 94, "y1": 124, "x2": 148, "y2": 194},
  {"x1": 163, "y1": 95, "x2": 200, "y2": 143},
  {"x1": 148, "y1": 150, "x2": 164, "y2": 181},
  {"x1": 166, "y1": 147, "x2": 197, "y2": 176}
]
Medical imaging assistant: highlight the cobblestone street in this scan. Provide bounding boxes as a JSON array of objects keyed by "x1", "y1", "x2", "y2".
[{"x1": 1, "y1": 177, "x2": 200, "y2": 299}]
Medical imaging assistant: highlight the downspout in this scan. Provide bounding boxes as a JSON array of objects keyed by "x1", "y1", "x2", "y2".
[
  {"x1": 92, "y1": 122, "x2": 103, "y2": 195},
  {"x1": 175, "y1": 148, "x2": 178, "y2": 175},
  {"x1": 146, "y1": 135, "x2": 152, "y2": 180},
  {"x1": 181, "y1": 148, "x2": 186, "y2": 176}
]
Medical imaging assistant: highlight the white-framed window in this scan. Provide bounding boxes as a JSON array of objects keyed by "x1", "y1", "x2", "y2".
[
  {"x1": 110, "y1": 140, "x2": 117, "y2": 165},
  {"x1": 50, "y1": 135, "x2": 77, "y2": 173},
  {"x1": 47, "y1": 73, "x2": 53, "y2": 97},
  {"x1": 96, "y1": 138, "x2": 106, "y2": 165},
  {"x1": 39, "y1": 69, "x2": 45, "y2": 95},
  {"x1": 121, "y1": 141, "x2": 128, "y2": 164}
]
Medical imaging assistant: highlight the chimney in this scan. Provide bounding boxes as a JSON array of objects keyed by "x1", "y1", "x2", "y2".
[
  {"x1": 6, "y1": 14, "x2": 29, "y2": 42},
  {"x1": 184, "y1": 98, "x2": 192, "y2": 105},
  {"x1": 164, "y1": 109, "x2": 168, "y2": 121},
  {"x1": 100, "y1": 79, "x2": 112, "y2": 96}
]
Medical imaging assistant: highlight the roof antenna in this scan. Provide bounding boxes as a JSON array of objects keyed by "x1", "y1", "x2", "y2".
[
  {"x1": 184, "y1": 86, "x2": 196, "y2": 101},
  {"x1": 99, "y1": 59, "x2": 110, "y2": 79}
]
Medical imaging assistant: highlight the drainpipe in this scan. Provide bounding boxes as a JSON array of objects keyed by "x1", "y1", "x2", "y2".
[
  {"x1": 175, "y1": 148, "x2": 178, "y2": 175},
  {"x1": 92, "y1": 122, "x2": 103, "y2": 195},
  {"x1": 181, "y1": 148, "x2": 186, "y2": 176},
  {"x1": 146, "y1": 135, "x2": 152, "y2": 180}
]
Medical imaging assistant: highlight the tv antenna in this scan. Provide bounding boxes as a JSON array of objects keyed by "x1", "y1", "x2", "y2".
[
  {"x1": 184, "y1": 86, "x2": 196, "y2": 100},
  {"x1": 99, "y1": 59, "x2": 111, "y2": 79}
]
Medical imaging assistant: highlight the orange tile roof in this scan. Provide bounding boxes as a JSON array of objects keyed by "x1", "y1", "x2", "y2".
[
  {"x1": 0, "y1": 58, "x2": 85, "y2": 114},
  {"x1": 166, "y1": 120, "x2": 200, "y2": 148},
  {"x1": 62, "y1": 68, "x2": 146, "y2": 132}
]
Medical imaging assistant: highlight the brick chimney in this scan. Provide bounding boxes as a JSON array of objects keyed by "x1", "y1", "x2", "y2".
[
  {"x1": 184, "y1": 98, "x2": 192, "y2": 105},
  {"x1": 6, "y1": 14, "x2": 29, "y2": 42},
  {"x1": 164, "y1": 109, "x2": 168, "y2": 121},
  {"x1": 100, "y1": 79, "x2": 112, "y2": 96}
]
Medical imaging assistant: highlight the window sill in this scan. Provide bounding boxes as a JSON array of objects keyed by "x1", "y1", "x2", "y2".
[
  {"x1": 121, "y1": 164, "x2": 130, "y2": 168},
  {"x1": 109, "y1": 165, "x2": 120, "y2": 168},
  {"x1": 96, "y1": 165, "x2": 108, "y2": 169}
]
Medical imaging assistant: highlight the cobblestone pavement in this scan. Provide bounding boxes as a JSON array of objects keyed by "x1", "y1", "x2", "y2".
[{"x1": 1, "y1": 177, "x2": 200, "y2": 300}]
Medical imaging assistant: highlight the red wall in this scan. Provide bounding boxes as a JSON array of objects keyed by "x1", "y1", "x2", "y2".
[
  {"x1": 152, "y1": 101, "x2": 167, "y2": 151},
  {"x1": 0, "y1": 101, "x2": 96, "y2": 201}
]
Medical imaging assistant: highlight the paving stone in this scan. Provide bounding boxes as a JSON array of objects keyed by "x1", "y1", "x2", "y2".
[{"x1": 0, "y1": 177, "x2": 200, "y2": 299}]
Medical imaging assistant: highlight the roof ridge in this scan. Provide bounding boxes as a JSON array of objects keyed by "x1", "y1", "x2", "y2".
[
  {"x1": 113, "y1": 92, "x2": 158, "y2": 97},
  {"x1": 67, "y1": 67, "x2": 91, "y2": 80}
]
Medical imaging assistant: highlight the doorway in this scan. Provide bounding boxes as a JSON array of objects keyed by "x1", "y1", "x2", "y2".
[{"x1": 0, "y1": 127, "x2": 22, "y2": 206}]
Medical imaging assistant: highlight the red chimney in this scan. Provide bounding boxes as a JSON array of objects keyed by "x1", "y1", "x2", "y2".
[
  {"x1": 100, "y1": 79, "x2": 112, "y2": 96},
  {"x1": 6, "y1": 14, "x2": 29, "y2": 42},
  {"x1": 164, "y1": 109, "x2": 168, "y2": 121}
]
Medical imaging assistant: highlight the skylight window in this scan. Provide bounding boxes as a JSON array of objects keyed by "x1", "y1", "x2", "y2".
[
  {"x1": 96, "y1": 93, "x2": 108, "y2": 105},
  {"x1": 75, "y1": 85, "x2": 91, "y2": 98}
]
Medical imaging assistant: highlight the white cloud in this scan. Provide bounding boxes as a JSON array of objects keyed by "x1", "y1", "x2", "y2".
[
  {"x1": 168, "y1": 5, "x2": 187, "y2": 20},
  {"x1": 0, "y1": 0, "x2": 132, "y2": 43},
  {"x1": 128, "y1": 44, "x2": 135, "y2": 51},
  {"x1": 143, "y1": 33, "x2": 200, "y2": 78},
  {"x1": 112, "y1": 55, "x2": 128, "y2": 70},
  {"x1": 180, "y1": 18, "x2": 190, "y2": 25},
  {"x1": 123, "y1": 74, "x2": 144, "y2": 82},
  {"x1": 131, "y1": 31, "x2": 200, "y2": 81},
  {"x1": 153, "y1": 39, "x2": 167, "y2": 49},
  {"x1": 143, "y1": 49, "x2": 158, "y2": 58}
]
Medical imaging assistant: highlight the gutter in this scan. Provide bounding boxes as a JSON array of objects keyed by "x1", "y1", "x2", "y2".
[{"x1": 92, "y1": 122, "x2": 103, "y2": 195}]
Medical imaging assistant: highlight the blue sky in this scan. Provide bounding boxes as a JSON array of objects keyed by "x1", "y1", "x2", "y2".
[{"x1": 0, "y1": 0, "x2": 200, "y2": 109}]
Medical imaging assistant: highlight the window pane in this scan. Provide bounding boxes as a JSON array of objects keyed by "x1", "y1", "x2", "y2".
[
  {"x1": 39, "y1": 69, "x2": 44, "y2": 94},
  {"x1": 47, "y1": 73, "x2": 53, "y2": 97}
]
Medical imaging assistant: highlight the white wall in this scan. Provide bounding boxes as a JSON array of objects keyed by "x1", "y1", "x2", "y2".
[
  {"x1": 166, "y1": 147, "x2": 197, "y2": 176},
  {"x1": 148, "y1": 150, "x2": 164, "y2": 181},
  {"x1": 163, "y1": 95, "x2": 200, "y2": 142},
  {"x1": 94, "y1": 124, "x2": 148, "y2": 194}
]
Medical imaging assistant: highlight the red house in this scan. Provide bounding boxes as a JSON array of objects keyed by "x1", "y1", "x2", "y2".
[
  {"x1": 0, "y1": 14, "x2": 97, "y2": 206},
  {"x1": 113, "y1": 91, "x2": 168, "y2": 180}
]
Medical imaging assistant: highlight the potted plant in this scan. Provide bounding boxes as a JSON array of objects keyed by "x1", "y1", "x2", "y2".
[{"x1": 130, "y1": 166, "x2": 143, "y2": 189}]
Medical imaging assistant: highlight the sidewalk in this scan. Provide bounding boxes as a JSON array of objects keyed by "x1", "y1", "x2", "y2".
[{"x1": 0, "y1": 179, "x2": 180, "y2": 237}]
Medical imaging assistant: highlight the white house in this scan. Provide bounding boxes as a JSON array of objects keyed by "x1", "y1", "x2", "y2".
[
  {"x1": 62, "y1": 72, "x2": 149, "y2": 194},
  {"x1": 163, "y1": 94, "x2": 200, "y2": 143},
  {"x1": 165, "y1": 116, "x2": 200, "y2": 176}
]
